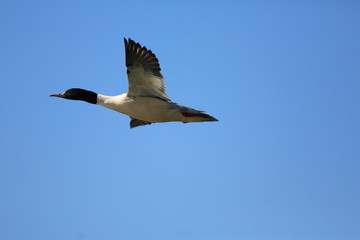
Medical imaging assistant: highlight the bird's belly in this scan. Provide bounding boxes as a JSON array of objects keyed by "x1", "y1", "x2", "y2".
[{"x1": 119, "y1": 97, "x2": 182, "y2": 122}]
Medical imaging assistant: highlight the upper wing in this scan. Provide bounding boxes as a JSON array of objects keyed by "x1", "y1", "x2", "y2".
[{"x1": 124, "y1": 38, "x2": 171, "y2": 101}]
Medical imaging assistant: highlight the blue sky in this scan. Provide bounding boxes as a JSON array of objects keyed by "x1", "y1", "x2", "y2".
[{"x1": 1, "y1": 1, "x2": 359, "y2": 239}]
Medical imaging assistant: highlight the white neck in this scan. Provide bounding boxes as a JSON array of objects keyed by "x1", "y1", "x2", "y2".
[{"x1": 96, "y1": 93, "x2": 128, "y2": 113}]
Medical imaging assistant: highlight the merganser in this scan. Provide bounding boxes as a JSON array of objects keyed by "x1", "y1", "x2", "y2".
[{"x1": 51, "y1": 38, "x2": 218, "y2": 128}]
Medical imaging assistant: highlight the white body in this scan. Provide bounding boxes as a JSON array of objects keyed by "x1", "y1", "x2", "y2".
[{"x1": 97, "y1": 94, "x2": 188, "y2": 123}]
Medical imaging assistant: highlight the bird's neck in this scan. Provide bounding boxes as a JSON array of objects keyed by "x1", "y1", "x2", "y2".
[{"x1": 96, "y1": 93, "x2": 128, "y2": 113}]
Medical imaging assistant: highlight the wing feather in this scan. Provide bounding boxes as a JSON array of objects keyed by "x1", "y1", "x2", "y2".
[{"x1": 124, "y1": 38, "x2": 170, "y2": 101}]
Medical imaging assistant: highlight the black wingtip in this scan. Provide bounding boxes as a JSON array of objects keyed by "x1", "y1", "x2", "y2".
[
  {"x1": 123, "y1": 38, "x2": 163, "y2": 78},
  {"x1": 124, "y1": 38, "x2": 136, "y2": 46},
  {"x1": 124, "y1": 38, "x2": 131, "y2": 47}
]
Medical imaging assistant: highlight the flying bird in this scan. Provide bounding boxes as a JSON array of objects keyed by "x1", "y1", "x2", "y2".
[{"x1": 51, "y1": 38, "x2": 218, "y2": 128}]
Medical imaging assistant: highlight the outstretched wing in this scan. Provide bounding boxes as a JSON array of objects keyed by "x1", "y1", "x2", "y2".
[{"x1": 124, "y1": 38, "x2": 171, "y2": 101}]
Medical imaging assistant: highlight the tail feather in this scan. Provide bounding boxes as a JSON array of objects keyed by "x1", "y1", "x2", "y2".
[{"x1": 181, "y1": 108, "x2": 218, "y2": 122}]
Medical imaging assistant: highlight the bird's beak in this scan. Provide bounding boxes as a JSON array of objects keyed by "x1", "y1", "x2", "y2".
[{"x1": 50, "y1": 92, "x2": 65, "y2": 98}]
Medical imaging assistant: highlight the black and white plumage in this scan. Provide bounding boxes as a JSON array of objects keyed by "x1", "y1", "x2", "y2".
[
  {"x1": 125, "y1": 39, "x2": 169, "y2": 101},
  {"x1": 51, "y1": 38, "x2": 218, "y2": 128}
]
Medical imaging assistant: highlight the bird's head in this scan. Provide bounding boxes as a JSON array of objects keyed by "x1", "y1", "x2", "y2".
[{"x1": 50, "y1": 88, "x2": 97, "y2": 104}]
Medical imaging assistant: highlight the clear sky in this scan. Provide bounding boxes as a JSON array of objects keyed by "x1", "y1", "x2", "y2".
[{"x1": 0, "y1": 1, "x2": 359, "y2": 240}]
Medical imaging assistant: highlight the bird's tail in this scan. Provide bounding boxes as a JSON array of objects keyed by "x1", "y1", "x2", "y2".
[{"x1": 180, "y1": 107, "x2": 218, "y2": 123}]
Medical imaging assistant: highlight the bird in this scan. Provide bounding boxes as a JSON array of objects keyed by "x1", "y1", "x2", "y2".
[{"x1": 50, "y1": 38, "x2": 218, "y2": 128}]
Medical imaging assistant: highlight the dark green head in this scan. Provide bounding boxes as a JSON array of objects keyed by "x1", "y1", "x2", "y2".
[{"x1": 50, "y1": 88, "x2": 97, "y2": 104}]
